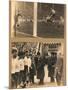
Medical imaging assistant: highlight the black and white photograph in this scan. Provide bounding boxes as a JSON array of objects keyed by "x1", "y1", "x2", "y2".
[
  {"x1": 9, "y1": 0, "x2": 66, "y2": 89},
  {"x1": 10, "y1": 1, "x2": 66, "y2": 38},
  {"x1": 0, "y1": 0, "x2": 68, "y2": 90},
  {"x1": 10, "y1": 42, "x2": 65, "y2": 89}
]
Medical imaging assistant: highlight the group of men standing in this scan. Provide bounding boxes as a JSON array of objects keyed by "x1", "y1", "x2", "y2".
[
  {"x1": 11, "y1": 47, "x2": 36, "y2": 88},
  {"x1": 11, "y1": 45, "x2": 63, "y2": 88}
]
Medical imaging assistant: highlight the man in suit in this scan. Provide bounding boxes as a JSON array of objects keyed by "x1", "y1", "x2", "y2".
[
  {"x1": 54, "y1": 53, "x2": 63, "y2": 85},
  {"x1": 34, "y1": 51, "x2": 40, "y2": 71},
  {"x1": 48, "y1": 52, "x2": 57, "y2": 82},
  {"x1": 30, "y1": 60, "x2": 36, "y2": 84}
]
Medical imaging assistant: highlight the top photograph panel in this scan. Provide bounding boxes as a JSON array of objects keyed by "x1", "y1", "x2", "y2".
[{"x1": 10, "y1": 1, "x2": 65, "y2": 38}]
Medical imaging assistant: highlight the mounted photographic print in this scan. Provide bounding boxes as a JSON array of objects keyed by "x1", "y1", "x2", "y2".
[{"x1": 9, "y1": 0, "x2": 66, "y2": 89}]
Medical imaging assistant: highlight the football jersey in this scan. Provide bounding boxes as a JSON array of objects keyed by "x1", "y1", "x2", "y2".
[
  {"x1": 19, "y1": 59, "x2": 24, "y2": 71},
  {"x1": 11, "y1": 58, "x2": 16, "y2": 74},
  {"x1": 23, "y1": 56, "x2": 31, "y2": 68},
  {"x1": 11, "y1": 56, "x2": 20, "y2": 73}
]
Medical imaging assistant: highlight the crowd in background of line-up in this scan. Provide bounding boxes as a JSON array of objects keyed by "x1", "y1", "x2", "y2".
[{"x1": 11, "y1": 43, "x2": 63, "y2": 88}]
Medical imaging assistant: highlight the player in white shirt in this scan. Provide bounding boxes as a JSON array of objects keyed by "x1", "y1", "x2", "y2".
[
  {"x1": 16, "y1": 14, "x2": 22, "y2": 28},
  {"x1": 59, "y1": 16, "x2": 64, "y2": 25},
  {"x1": 23, "y1": 51, "x2": 32, "y2": 86},
  {"x1": 11, "y1": 48, "x2": 19, "y2": 88},
  {"x1": 19, "y1": 57, "x2": 25, "y2": 86},
  {"x1": 15, "y1": 56, "x2": 20, "y2": 88},
  {"x1": 50, "y1": 8, "x2": 56, "y2": 17},
  {"x1": 24, "y1": 55, "x2": 31, "y2": 73},
  {"x1": 11, "y1": 57, "x2": 16, "y2": 88},
  {"x1": 11, "y1": 48, "x2": 20, "y2": 88},
  {"x1": 46, "y1": 8, "x2": 56, "y2": 22}
]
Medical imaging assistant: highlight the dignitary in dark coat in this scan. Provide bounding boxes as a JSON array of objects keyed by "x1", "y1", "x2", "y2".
[
  {"x1": 29, "y1": 60, "x2": 36, "y2": 84},
  {"x1": 37, "y1": 44, "x2": 49, "y2": 85},
  {"x1": 37, "y1": 56, "x2": 46, "y2": 84},
  {"x1": 34, "y1": 51, "x2": 40, "y2": 70},
  {"x1": 48, "y1": 52, "x2": 57, "y2": 82},
  {"x1": 55, "y1": 53, "x2": 63, "y2": 85}
]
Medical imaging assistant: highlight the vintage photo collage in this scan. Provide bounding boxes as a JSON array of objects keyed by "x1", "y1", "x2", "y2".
[{"x1": 10, "y1": 0, "x2": 66, "y2": 89}]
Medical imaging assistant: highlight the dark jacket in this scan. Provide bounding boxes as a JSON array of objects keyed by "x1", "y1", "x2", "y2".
[
  {"x1": 37, "y1": 57, "x2": 46, "y2": 80},
  {"x1": 48, "y1": 56, "x2": 57, "y2": 77}
]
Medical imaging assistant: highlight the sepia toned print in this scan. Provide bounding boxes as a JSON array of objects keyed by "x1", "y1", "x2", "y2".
[
  {"x1": 10, "y1": 42, "x2": 65, "y2": 88},
  {"x1": 10, "y1": 1, "x2": 65, "y2": 38},
  {"x1": 9, "y1": 0, "x2": 66, "y2": 89}
]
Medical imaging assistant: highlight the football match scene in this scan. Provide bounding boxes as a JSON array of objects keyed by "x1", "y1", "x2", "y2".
[{"x1": 10, "y1": 1, "x2": 65, "y2": 38}]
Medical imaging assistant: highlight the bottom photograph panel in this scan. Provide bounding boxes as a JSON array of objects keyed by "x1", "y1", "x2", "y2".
[{"x1": 10, "y1": 42, "x2": 65, "y2": 89}]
